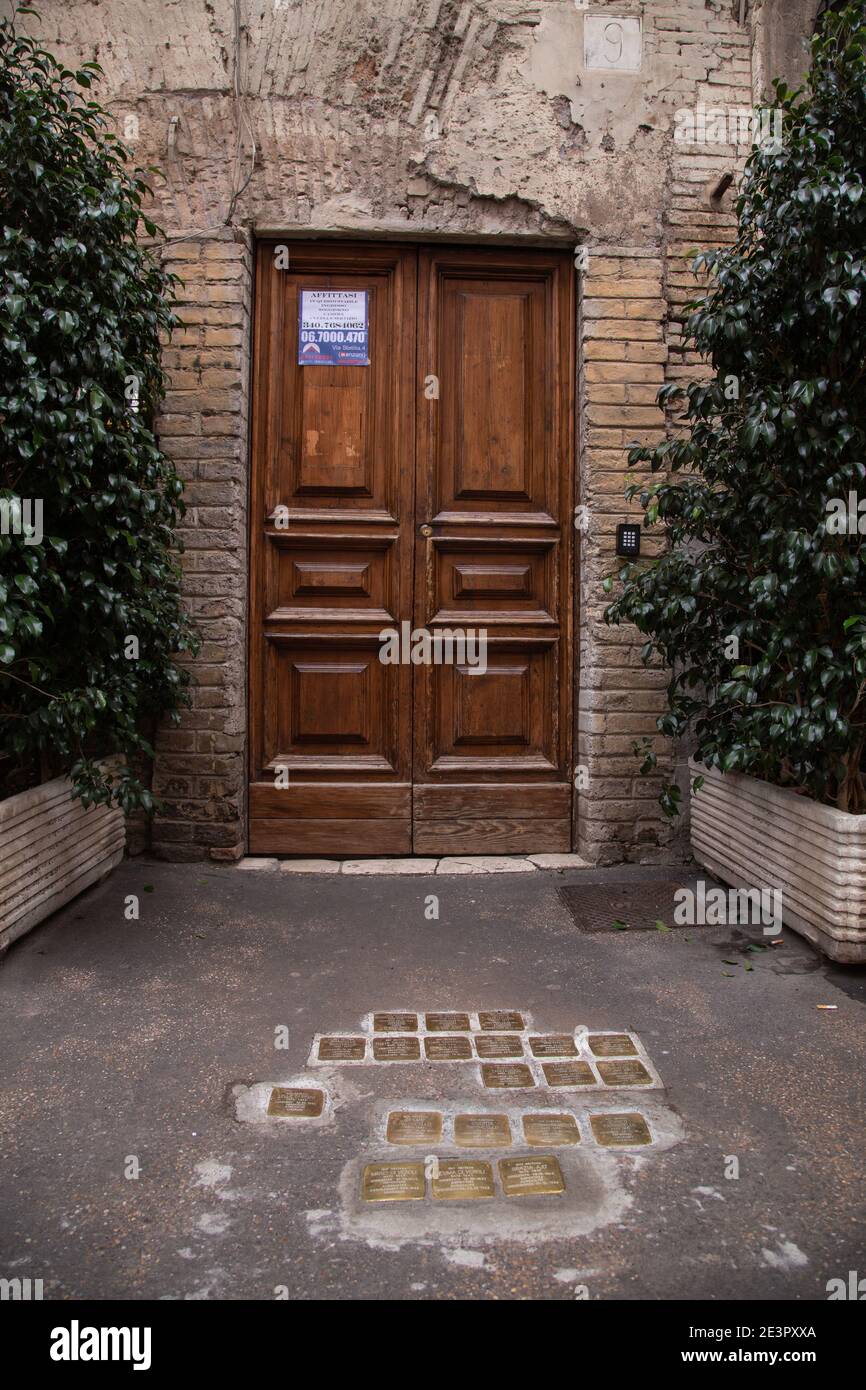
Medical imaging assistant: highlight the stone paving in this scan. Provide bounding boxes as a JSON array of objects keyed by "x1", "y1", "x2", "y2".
[{"x1": 237, "y1": 855, "x2": 590, "y2": 875}]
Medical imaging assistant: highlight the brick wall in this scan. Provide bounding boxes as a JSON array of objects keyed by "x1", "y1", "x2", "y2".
[
  {"x1": 150, "y1": 232, "x2": 253, "y2": 862},
  {"x1": 577, "y1": 246, "x2": 672, "y2": 863}
]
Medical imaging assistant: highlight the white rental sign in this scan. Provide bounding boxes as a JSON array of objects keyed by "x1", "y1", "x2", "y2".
[{"x1": 298, "y1": 289, "x2": 369, "y2": 365}]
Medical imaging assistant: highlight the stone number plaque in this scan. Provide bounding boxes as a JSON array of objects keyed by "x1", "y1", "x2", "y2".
[
  {"x1": 431, "y1": 1160, "x2": 496, "y2": 1200},
  {"x1": 267, "y1": 1087, "x2": 324, "y2": 1118},
  {"x1": 362, "y1": 1162, "x2": 426, "y2": 1202},
  {"x1": 584, "y1": 16, "x2": 642, "y2": 73},
  {"x1": 590, "y1": 1112, "x2": 652, "y2": 1147},
  {"x1": 499, "y1": 1155, "x2": 565, "y2": 1197}
]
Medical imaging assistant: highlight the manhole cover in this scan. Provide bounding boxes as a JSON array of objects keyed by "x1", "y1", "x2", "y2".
[{"x1": 557, "y1": 881, "x2": 692, "y2": 933}]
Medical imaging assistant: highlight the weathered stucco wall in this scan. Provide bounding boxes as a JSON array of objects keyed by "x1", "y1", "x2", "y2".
[{"x1": 13, "y1": 0, "x2": 817, "y2": 862}]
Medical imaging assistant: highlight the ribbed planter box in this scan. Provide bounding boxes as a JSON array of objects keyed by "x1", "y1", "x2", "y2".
[
  {"x1": 0, "y1": 762, "x2": 125, "y2": 954},
  {"x1": 690, "y1": 759, "x2": 866, "y2": 965}
]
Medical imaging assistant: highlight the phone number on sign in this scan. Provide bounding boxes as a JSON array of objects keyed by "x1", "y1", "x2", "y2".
[{"x1": 300, "y1": 330, "x2": 366, "y2": 343}]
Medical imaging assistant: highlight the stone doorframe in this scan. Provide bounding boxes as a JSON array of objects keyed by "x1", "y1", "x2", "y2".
[{"x1": 150, "y1": 225, "x2": 671, "y2": 866}]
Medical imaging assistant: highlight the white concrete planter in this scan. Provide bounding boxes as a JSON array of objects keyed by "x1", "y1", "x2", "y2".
[
  {"x1": 0, "y1": 762, "x2": 125, "y2": 953},
  {"x1": 689, "y1": 759, "x2": 866, "y2": 965}
]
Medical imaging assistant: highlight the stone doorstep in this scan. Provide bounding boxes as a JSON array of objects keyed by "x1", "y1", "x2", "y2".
[{"x1": 236, "y1": 853, "x2": 590, "y2": 875}]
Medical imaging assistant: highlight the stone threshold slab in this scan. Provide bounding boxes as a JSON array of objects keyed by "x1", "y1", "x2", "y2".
[{"x1": 237, "y1": 853, "x2": 590, "y2": 875}]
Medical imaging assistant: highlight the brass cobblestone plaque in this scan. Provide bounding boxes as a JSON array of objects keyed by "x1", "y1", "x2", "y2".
[
  {"x1": 588, "y1": 1033, "x2": 638, "y2": 1057},
  {"x1": 373, "y1": 1036, "x2": 421, "y2": 1061},
  {"x1": 454, "y1": 1114, "x2": 512, "y2": 1147},
  {"x1": 431, "y1": 1159, "x2": 495, "y2": 1200},
  {"x1": 475, "y1": 1034, "x2": 524, "y2": 1059},
  {"x1": 267, "y1": 1087, "x2": 324, "y2": 1118},
  {"x1": 529, "y1": 1035, "x2": 578, "y2": 1058},
  {"x1": 425, "y1": 1012, "x2": 471, "y2": 1032},
  {"x1": 424, "y1": 1035, "x2": 473, "y2": 1061},
  {"x1": 542, "y1": 1061, "x2": 596, "y2": 1088},
  {"x1": 522, "y1": 1113, "x2": 580, "y2": 1146},
  {"x1": 317, "y1": 1036, "x2": 366, "y2": 1061},
  {"x1": 386, "y1": 1111, "x2": 443, "y2": 1144},
  {"x1": 481, "y1": 1063, "x2": 535, "y2": 1089},
  {"x1": 373, "y1": 1012, "x2": 418, "y2": 1032},
  {"x1": 590, "y1": 1112, "x2": 652, "y2": 1146},
  {"x1": 362, "y1": 1161, "x2": 426, "y2": 1202},
  {"x1": 597, "y1": 1059, "x2": 653, "y2": 1086},
  {"x1": 499, "y1": 1155, "x2": 565, "y2": 1197},
  {"x1": 478, "y1": 1010, "x2": 524, "y2": 1031}
]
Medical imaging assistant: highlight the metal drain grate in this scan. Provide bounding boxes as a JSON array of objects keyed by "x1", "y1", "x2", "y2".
[{"x1": 557, "y1": 881, "x2": 692, "y2": 933}]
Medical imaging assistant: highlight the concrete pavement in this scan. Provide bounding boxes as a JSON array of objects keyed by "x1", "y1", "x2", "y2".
[{"x1": 0, "y1": 860, "x2": 863, "y2": 1301}]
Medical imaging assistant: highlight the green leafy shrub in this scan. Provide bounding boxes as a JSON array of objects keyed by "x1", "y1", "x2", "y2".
[
  {"x1": 0, "y1": 6, "x2": 197, "y2": 812},
  {"x1": 604, "y1": 4, "x2": 866, "y2": 816}
]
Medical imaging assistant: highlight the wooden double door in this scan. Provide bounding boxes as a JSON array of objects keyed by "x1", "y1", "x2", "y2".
[{"x1": 249, "y1": 241, "x2": 575, "y2": 855}]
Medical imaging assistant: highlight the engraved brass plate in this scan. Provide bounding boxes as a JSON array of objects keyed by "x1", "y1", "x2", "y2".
[
  {"x1": 425, "y1": 1012, "x2": 471, "y2": 1032},
  {"x1": 478, "y1": 1010, "x2": 524, "y2": 1031},
  {"x1": 373, "y1": 1012, "x2": 418, "y2": 1032},
  {"x1": 431, "y1": 1159, "x2": 496, "y2": 1200},
  {"x1": 267, "y1": 1087, "x2": 324, "y2": 1118},
  {"x1": 424, "y1": 1035, "x2": 473, "y2": 1061},
  {"x1": 361, "y1": 1161, "x2": 426, "y2": 1202},
  {"x1": 373, "y1": 1036, "x2": 421, "y2": 1061},
  {"x1": 499, "y1": 1155, "x2": 565, "y2": 1197},
  {"x1": 454, "y1": 1114, "x2": 512, "y2": 1147},
  {"x1": 590, "y1": 1112, "x2": 652, "y2": 1146},
  {"x1": 529, "y1": 1035, "x2": 578, "y2": 1058},
  {"x1": 481, "y1": 1063, "x2": 535, "y2": 1089},
  {"x1": 588, "y1": 1033, "x2": 638, "y2": 1057},
  {"x1": 386, "y1": 1111, "x2": 443, "y2": 1145},
  {"x1": 522, "y1": 1113, "x2": 581, "y2": 1146},
  {"x1": 597, "y1": 1059, "x2": 653, "y2": 1086},
  {"x1": 542, "y1": 1061, "x2": 596, "y2": 1088},
  {"x1": 317, "y1": 1036, "x2": 366, "y2": 1061},
  {"x1": 475, "y1": 1034, "x2": 524, "y2": 1059}
]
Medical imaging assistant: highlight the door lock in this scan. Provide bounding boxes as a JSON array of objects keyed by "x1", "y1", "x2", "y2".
[{"x1": 419, "y1": 524, "x2": 433, "y2": 537}]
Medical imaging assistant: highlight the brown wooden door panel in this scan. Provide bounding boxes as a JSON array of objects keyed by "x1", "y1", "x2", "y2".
[
  {"x1": 412, "y1": 246, "x2": 574, "y2": 853},
  {"x1": 413, "y1": 784, "x2": 571, "y2": 819},
  {"x1": 250, "y1": 785, "x2": 410, "y2": 819},
  {"x1": 252, "y1": 819, "x2": 412, "y2": 855},
  {"x1": 413, "y1": 818, "x2": 572, "y2": 856},
  {"x1": 249, "y1": 241, "x2": 574, "y2": 856},
  {"x1": 249, "y1": 243, "x2": 415, "y2": 854}
]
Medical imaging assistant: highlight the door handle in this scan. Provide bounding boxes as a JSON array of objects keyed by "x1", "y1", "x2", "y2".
[{"x1": 419, "y1": 524, "x2": 433, "y2": 537}]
